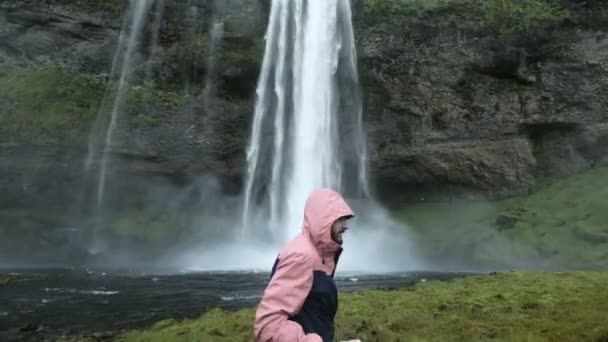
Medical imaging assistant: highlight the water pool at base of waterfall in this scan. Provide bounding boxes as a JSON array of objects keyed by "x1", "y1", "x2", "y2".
[{"x1": 0, "y1": 268, "x2": 475, "y2": 341}]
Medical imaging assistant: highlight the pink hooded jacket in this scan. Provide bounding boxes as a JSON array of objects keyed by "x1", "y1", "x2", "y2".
[{"x1": 254, "y1": 188, "x2": 354, "y2": 342}]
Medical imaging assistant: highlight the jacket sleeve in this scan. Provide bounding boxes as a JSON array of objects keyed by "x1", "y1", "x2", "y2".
[{"x1": 254, "y1": 251, "x2": 321, "y2": 342}]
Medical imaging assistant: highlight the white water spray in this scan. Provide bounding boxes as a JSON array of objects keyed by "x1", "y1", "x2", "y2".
[{"x1": 241, "y1": 0, "x2": 369, "y2": 242}]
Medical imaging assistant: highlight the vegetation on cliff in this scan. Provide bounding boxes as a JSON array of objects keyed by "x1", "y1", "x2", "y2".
[
  {"x1": 98, "y1": 272, "x2": 608, "y2": 341},
  {"x1": 363, "y1": 0, "x2": 571, "y2": 36},
  {"x1": 400, "y1": 165, "x2": 608, "y2": 270},
  {"x1": 0, "y1": 66, "x2": 189, "y2": 146},
  {"x1": 0, "y1": 67, "x2": 105, "y2": 145}
]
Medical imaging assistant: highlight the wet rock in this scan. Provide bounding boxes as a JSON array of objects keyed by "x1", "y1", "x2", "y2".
[
  {"x1": 18, "y1": 322, "x2": 42, "y2": 333},
  {"x1": 574, "y1": 225, "x2": 608, "y2": 245},
  {"x1": 375, "y1": 138, "x2": 536, "y2": 202},
  {"x1": 496, "y1": 215, "x2": 518, "y2": 231},
  {"x1": 87, "y1": 331, "x2": 116, "y2": 341},
  {"x1": 521, "y1": 302, "x2": 541, "y2": 310}
]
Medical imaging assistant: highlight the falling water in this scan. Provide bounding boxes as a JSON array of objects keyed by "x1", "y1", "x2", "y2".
[
  {"x1": 143, "y1": 0, "x2": 166, "y2": 91},
  {"x1": 82, "y1": 0, "x2": 153, "y2": 251},
  {"x1": 203, "y1": 20, "x2": 225, "y2": 111},
  {"x1": 96, "y1": 0, "x2": 152, "y2": 210},
  {"x1": 182, "y1": 0, "x2": 204, "y2": 94},
  {"x1": 241, "y1": 0, "x2": 369, "y2": 241}
]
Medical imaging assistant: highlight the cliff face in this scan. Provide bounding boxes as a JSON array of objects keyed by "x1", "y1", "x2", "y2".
[
  {"x1": 1, "y1": 0, "x2": 607, "y2": 210},
  {"x1": 357, "y1": 0, "x2": 608, "y2": 201}
]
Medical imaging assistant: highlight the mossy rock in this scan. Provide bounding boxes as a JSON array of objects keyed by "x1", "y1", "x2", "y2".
[{"x1": 0, "y1": 274, "x2": 15, "y2": 286}]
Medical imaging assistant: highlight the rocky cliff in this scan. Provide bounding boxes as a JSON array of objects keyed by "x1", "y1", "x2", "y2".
[
  {"x1": 2, "y1": 0, "x2": 607, "y2": 206},
  {"x1": 358, "y1": 0, "x2": 608, "y2": 202},
  {"x1": 1, "y1": 1, "x2": 607, "y2": 260}
]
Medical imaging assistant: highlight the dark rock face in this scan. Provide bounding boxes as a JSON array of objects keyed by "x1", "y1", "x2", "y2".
[
  {"x1": 0, "y1": 146, "x2": 86, "y2": 211},
  {"x1": 495, "y1": 214, "x2": 517, "y2": 231},
  {"x1": 0, "y1": 0, "x2": 607, "y2": 209},
  {"x1": 374, "y1": 138, "x2": 536, "y2": 202},
  {"x1": 0, "y1": 3, "x2": 119, "y2": 73},
  {"x1": 358, "y1": 2, "x2": 608, "y2": 200}
]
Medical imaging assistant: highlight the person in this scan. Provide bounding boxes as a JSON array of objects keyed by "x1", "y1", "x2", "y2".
[{"x1": 253, "y1": 188, "x2": 360, "y2": 342}]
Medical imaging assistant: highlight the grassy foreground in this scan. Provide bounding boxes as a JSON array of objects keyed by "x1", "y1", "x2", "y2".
[{"x1": 108, "y1": 272, "x2": 608, "y2": 342}]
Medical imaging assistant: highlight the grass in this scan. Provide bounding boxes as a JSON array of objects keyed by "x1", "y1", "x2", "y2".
[
  {"x1": 0, "y1": 66, "x2": 105, "y2": 146},
  {"x1": 103, "y1": 211, "x2": 176, "y2": 243},
  {"x1": 0, "y1": 65, "x2": 186, "y2": 146},
  {"x1": 0, "y1": 274, "x2": 15, "y2": 286},
  {"x1": 123, "y1": 86, "x2": 181, "y2": 128},
  {"x1": 398, "y1": 166, "x2": 608, "y2": 270},
  {"x1": 107, "y1": 272, "x2": 608, "y2": 341},
  {"x1": 0, "y1": 208, "x2": 62, "y2": 224}
]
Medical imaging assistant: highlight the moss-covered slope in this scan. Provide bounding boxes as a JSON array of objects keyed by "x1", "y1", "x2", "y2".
[{"x1": 400, "y1": 165, "x2": 608, "y2": 270}]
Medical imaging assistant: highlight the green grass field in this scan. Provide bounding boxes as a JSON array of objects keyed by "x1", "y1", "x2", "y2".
[{"x1": 102, "y1": 272, "x2": 608, "y2": 342}]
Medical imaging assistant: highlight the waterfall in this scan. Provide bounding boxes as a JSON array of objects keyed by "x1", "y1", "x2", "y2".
[
  {"x1": 241, "y1": 0, "x2": 369, "y2": 241},
  {"x1": 203, "y1": 20, "x2": 225, "y2": 113},
  {"x1": 86, "y1": 0, "x2": 153, "y2": 212},
  {"x1": 81, "y1": 0, "x2": 231, "y2": 254},
  {"x1": 82, "y1": 0, "x2": 154, "y2": 253},
  {"x1": 200, "y1": 19, "x2": 225, "y2": 145}
]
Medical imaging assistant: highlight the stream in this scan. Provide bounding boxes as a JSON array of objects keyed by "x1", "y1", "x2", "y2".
[{"x1": 0, "y1": 268, "x2": 475, "y2": 341}]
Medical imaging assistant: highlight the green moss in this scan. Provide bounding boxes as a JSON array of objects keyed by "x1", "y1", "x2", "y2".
[
  {"x1": 0, "y1": 64, "x2": 188, "y2": 145},
  {"x1": 103, "y1": 210, "x2": 175, "y2": 243},
  {"x1": 188, "y1": 31, "x2": 263, "y2": 69},
  {"x1": 99, "y1": 208, "x2": 237, "y2": 246},
  {"x1": 130, "y1": 113, "x2": 164, "y2": 127},
  {"x1": 398, "y1": 166, "x2": 608, "y2": 269},
  {"x1": 364, "y1": 0, "x2": 570, "y2": 36},
  {"x1": 0, "y1": 274, "x2": 15, "y2": 286},
  {"x1": 119, "y1": 309, "x2": 254, "y2": 342},
  {"x1": 123, "y1": 86, "x2": 181, "y2": 128},
  {"x1": 116, "y1": 272, "x2": 608, "y2": 342},
  {"x1": 0, "y1": 208, "x2": 62, "y2": 224},
  {"x1": 0, "y1": 66, "x2": 105, "y2": 146}
]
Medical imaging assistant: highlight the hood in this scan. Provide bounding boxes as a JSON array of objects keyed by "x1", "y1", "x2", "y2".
[{"x1": 302, "y1": 188, "x2": 354, "y2": 254}]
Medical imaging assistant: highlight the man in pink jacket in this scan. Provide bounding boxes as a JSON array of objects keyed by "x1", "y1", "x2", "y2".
[{"x1": 254, "y1": 188, "x2": 354, "y2": 342}]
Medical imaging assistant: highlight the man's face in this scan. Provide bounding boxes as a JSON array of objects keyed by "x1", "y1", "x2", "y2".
[{"x1": 331, "y1": 218, "x2": 350, "y2": 245}]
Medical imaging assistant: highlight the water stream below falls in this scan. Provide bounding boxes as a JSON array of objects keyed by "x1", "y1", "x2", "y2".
[{"x1": 0, "y1": 268, "x2": 474, "y2": 341}]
